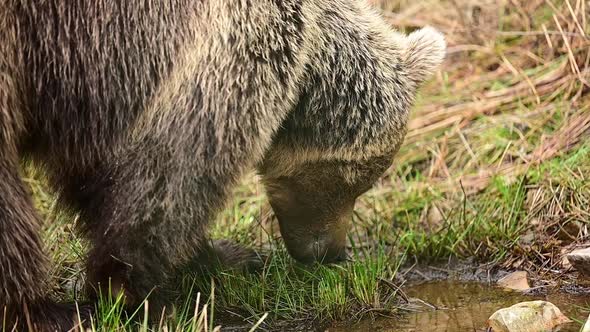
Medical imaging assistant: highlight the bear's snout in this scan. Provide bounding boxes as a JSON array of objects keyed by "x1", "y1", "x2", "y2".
[{"x1": 288, "y1": 235, "x2": 348, "y2": 264}]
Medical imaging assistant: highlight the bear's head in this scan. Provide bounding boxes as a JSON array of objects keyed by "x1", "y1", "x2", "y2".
[{"x1": 259, "y1": 27, "x2": 446, "y2": 264}]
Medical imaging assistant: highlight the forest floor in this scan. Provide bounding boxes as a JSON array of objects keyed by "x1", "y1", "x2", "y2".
[{"x1": 33, "y1": 0, "x2": 590, "y2": 331}]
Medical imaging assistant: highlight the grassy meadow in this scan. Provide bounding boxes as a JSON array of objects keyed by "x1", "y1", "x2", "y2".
[{"x1": 30, "y1": 0, "x2": 590, "y2": 330}]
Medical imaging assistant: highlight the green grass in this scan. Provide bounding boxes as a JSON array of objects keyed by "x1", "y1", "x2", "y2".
[
  {"x1": 192, "y1": 244, "x2": 401, "y2": 322},
  {"x1": 90, "y1": 283, "x2": 221, "y2": 331},
  {"x1": 40, "y1": 138, "x2": 584, "y2": 331}
]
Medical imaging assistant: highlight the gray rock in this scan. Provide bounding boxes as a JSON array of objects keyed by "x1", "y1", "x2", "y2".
[
  {"x1": 582, "y1": 313, "x2": 590, "y2": 332},
  {"x1": 566, "y1": 247, "x2": 590, "y2": 277},
  {"x1": 497, "y1": 271, "x2": 530, "y2": 291},
  {"x1": 488, "y1": 301, "x2": 571, "y2": 332}
]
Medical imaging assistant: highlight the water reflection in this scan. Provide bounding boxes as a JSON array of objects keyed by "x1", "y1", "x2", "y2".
[{"x1": 328, "y1": 281, "x2": 589, "y2": 332}]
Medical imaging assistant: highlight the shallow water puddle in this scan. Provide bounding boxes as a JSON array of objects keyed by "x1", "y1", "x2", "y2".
[{"x1": 330, "y1": 281, "x2": 590, "y2": 332}]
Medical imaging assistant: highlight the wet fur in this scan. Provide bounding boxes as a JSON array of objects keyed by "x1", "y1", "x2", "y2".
[{"x1": 0, "y1": 0, "x2": 444, "y2": 329}]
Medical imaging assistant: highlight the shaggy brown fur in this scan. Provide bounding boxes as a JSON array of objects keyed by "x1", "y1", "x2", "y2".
[{"x1": 0, "y1": 0, "x2": 444, "y2": 330}]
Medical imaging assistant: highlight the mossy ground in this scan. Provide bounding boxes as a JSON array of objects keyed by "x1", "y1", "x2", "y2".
[{"x1": 30, "y1": 0, "x2": 590, "y2": 330}]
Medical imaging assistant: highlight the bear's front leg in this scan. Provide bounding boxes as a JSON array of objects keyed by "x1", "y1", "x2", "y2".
[
  {"x1": 0, "y1": 140, "x2": 94, "y2": 331},
  {"x1": 77, "y1": 8, "x2": 305, "y2": 316},
  {"x1": 185, "y1": 239, "x2": 265, "y2": 274}
]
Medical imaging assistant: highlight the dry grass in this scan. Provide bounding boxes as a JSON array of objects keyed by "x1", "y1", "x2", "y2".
[
  {"x1": 373, "y1": 0, "x2": 590, "y2": 274},
  {"x1": 389, "y1": 0, "x2": 589, "y2": 192}
]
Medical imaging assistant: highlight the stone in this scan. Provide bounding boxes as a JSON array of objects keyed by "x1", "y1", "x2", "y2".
[
  {"x1": 488, "y1": 301, "x2": 571, "y2": 332},
  {"x1": 497, "y1": 271, "x2": 530, "y2": 291},
  {"x1": 582, "y1": 313, "x2": 590, "y2": 332},
  {"x1": 566, "y1": 247, "x2": 590, "y2": 277},
  {"x1": 426, "y1": 204, "x2": 444, "y2": 230}
]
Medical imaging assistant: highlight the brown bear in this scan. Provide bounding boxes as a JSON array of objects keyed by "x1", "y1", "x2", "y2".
[{"x1": 0, "y1": 0, "x2": 445, "y2": 330}]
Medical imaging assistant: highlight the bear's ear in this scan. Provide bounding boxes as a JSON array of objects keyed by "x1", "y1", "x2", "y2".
[{"x1": 403, "y1": 26, "x2": 446, "y2": 85}]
